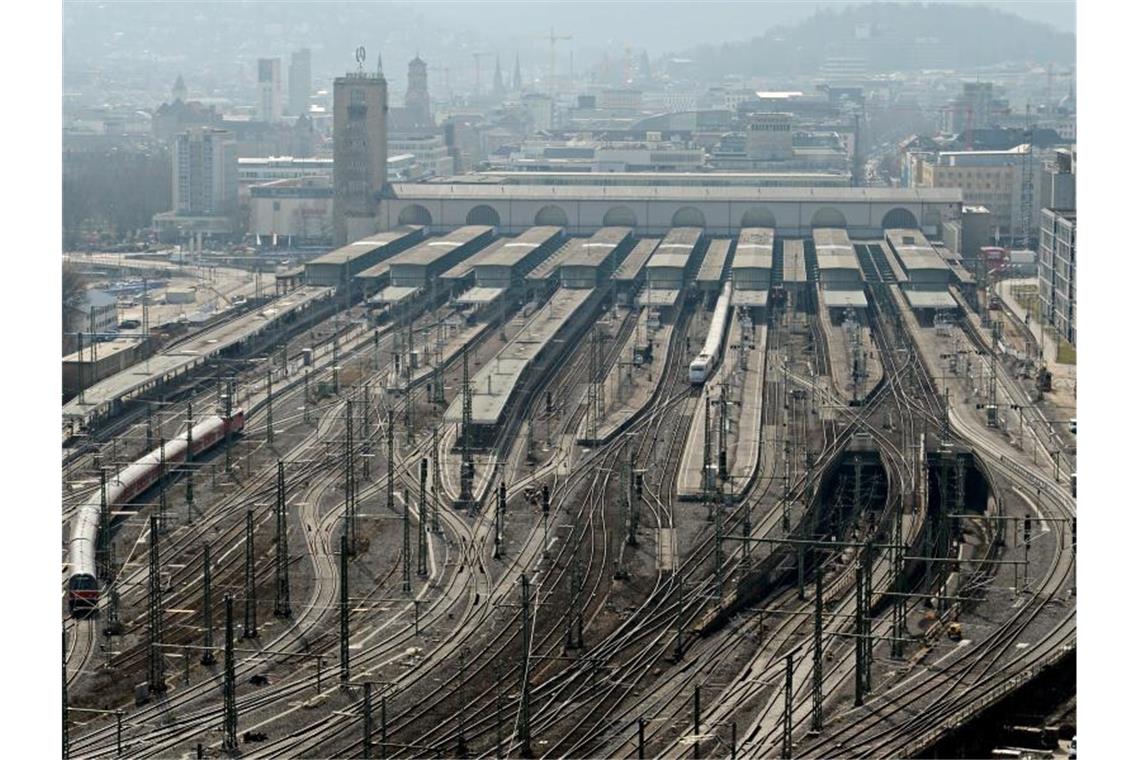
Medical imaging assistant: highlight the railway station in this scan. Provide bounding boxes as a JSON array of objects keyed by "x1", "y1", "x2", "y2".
[{"x1": 63, "y1": 172, "x2": 1077, "y2": 760}]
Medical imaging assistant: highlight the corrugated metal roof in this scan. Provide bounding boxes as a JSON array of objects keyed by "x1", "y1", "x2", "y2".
[
  {"x1": 614, "y1": 238, "x2": 660, "y2": 281},
  {"x1": 385, "y1": 226, "x2": 494, "y2": 268},
  {"x1": 696, "y1": 239, "x2": 732, "y2": 283},
  {"x1": 308, "y1": 226, "x2": 423, "y2": 266},
  {"x1": 885, "y1": 228, "x2": 949, "y2": 273}
]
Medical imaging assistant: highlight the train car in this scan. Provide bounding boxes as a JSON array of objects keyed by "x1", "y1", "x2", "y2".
[
  {"x1": 689, "y1": 281, "x2": 733, "y2": 383},
  {"x1": 67, "y1": 410, "x2": 245, "y2": 617}
]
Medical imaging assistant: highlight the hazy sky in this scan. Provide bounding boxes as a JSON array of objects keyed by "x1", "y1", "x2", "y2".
[
  {"x1": 62, "y1": 1, "x2": 1075, "y2": 102},
  {"x1": 412, "y1": 1, "x2": 1075, "y2": 52}
]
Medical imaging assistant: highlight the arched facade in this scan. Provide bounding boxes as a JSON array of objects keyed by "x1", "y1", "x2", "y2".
[
  {"x1": 881, "y1": 207, "x2": 919, "y2": 229},
  {"x1": 602, "y1": 205, "x2": 638, "y2": 227},
  {"x1": 671, "y1": 206, "x2": 706, "y2": 228},
  {"x1": 810, "y1": 207, "x2": 848, "y2": 228},
  {"x1": 534, "y1": 204, "x2": 569, "y2": 227},
  {"x1": 740, "y1": 207, "x2": 777, "y2": 228},
  {"x1": 398, "y1": 204, "x2": 433, "y2": 227},
  {"x1": 466, "y1": 204, "x2": 501, "y2": 227}
]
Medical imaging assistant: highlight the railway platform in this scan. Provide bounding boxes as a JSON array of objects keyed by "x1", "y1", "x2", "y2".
[
  {"x1": 575, "y1": 307, "x2": 674, "y2": 446},
  {"x1": 676, "y1": 312, "x2": 768, "y2": 500},
  {"x1": 816, "y1": 284, "x2": 884, "y2": 404}
]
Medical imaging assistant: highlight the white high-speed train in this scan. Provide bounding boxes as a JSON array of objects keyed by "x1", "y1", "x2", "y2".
[{"x1": 689, "y1": 281, "x2": 733, "y2": 384}]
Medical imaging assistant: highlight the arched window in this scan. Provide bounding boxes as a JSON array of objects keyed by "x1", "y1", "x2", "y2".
[
  {"x1": 602, "y1": 205, "x2": 637, "y2": 227},
  {"x1": 534, "y1": 205, "x2": 569, "y2": 227},
  {"x1": 466, "y1": 204, "x2": 501, "y2": 227},
  {"x1": 810, "y1": 207, "x2": 847, "y2": 228},
  {"x1": 881, "y1": 207, "x2": 918, "y2": 229},
  {"x1": 740, "y1": 207, "x2": 777, "y2": 229},
  {"x1": 397, "y1": 204, "x2": 432, "y2": 227},
  {"x1": 671, "y1": 206, "x2": 706, "y2": 228}
]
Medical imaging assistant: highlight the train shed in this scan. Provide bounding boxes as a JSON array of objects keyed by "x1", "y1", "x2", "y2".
[
  {"x1": 642, "y1": 226, "x2": 705, "y2": 308},
  {"x1": 813, "y1": 227, "x2": 867, "y2": 321},
  {"x1": 474, "y1": 226, "x2": 565, "y2": 288},
  {"x1": 613, "y1": 237, "x2": 660, "y2": 305},
  {"x1": 696, "y1": 238, "x2": 733, "y2": 298},
  {"x1": 730, "y1": 227, "x2": 773, "y2": 315},
  {"x1": 560, "y1": 227, "x2": 634, "y2": 289},
  {"x1": 373, "y1": 225, "x2": 496, "y2": 304},
  {"x1": 306, "y1": 226, "x2": 425, "y2": 287},
  {"x1": 884, "y1": 228, "x2": 958, "y2": 321}
]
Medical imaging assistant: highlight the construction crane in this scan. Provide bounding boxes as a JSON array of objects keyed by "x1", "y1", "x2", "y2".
[{"x1": 544, "y1": 27, "x2": 572, "y2": 95}]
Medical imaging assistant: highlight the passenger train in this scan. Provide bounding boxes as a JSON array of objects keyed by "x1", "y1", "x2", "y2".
[
  {"x1": 689, "y1": 282, "x2": 733, "y2": 384},
  {"x1": 67, "y1": 410, "x2": 246, "y2": 616}
]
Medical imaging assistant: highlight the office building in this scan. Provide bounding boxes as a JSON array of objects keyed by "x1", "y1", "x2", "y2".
[
  {"x1": 258, "y1": 58, "x2": 283, "y2": 122},
  {"x1": 333, "y1": 66, "x2": 389, "y2": 244},
  {"x1": 153, "y1": 127, "x2": 239, "y2": 239},
  {"x1": 916, "y1": 146, "x2": 1038, "y2": 242},
  {"x1": 289, "y1": 49, "x2": 312, "y2": 116},
  {"x1": 1038, "y1": 208, "x2": 1076, "y2": 346}
]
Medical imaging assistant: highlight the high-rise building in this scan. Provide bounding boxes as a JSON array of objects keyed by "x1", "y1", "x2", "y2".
[
  {"x1": 405, "y1": 55, "x2": 431, "y2": 125},
  {"x1": 258, "y1": 58, "x2": 283, "y2": 122},
  {"x1": 333, "y1": 64, "x2": 388, "y2": 244},
  {"x1": 173, "y1": 127, "x2": 238, "y2": 216},
  {"x1": 289, "y1": 49, "x2": 312, "y2": 116},
  {"x1": 1037, "y1": 208, "x2": 1076, "y2": 346},
  {"x1": 172, "y1": 74, "x2": 187, "y2": 103}
]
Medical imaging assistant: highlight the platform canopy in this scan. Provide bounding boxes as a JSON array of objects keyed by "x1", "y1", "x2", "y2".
[
  {"x1": 904, "y1": 289, "x2": 958, "y2": 309},
  {"x1": 636, "y1": 288, "x2": 681, "y2": 307},
  {"x1": 821, "y1": 289, "x2": 868, "y2": 308}
]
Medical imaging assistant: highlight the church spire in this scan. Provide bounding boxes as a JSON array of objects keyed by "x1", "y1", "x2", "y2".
[
  {"x1": 512, "y1": 52, "x2": 522, "y2": 92},
  {"x1": 493, "y1": 54, "x2": 505, "y2": 96}
]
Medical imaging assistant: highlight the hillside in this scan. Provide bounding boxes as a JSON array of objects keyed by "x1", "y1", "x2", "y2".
[{"x1": 667, "y1": 2, "x2": 1075, "y2": 78}]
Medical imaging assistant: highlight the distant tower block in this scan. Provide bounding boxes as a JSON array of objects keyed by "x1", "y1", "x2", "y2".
[
  {"x1": 405, "y1": 54, "x2": 433, "y2": 126},
  {"x1": 257, "y1": 58, "x2": 283, "y2": 122},
  {"x1": 172, "y1": 74, "x2": 187, "y2": 103},
  {"x1": 333, "y1": 47, "x2": 388, "y2": 245},
  {"x1": 289, "y1": 48, "x2": 312, "y2": 116}
]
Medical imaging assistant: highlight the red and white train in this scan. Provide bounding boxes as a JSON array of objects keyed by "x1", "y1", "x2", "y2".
[{"x1": 68, "y1": 410, "x2": 245, "y2": 616}]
